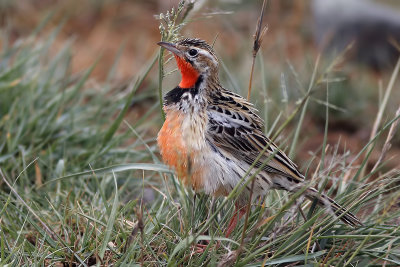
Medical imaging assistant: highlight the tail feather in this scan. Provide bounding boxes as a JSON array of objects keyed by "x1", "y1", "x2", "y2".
[{"x1": 305, "y1": 188, "x2": 363, "y2": 227}]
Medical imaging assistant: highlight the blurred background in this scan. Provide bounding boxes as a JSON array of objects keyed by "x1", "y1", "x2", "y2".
[{"x1": 1, "y1": 0, "x2": 400, "y2": 171}]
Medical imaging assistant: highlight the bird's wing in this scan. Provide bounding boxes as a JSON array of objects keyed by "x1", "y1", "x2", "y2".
[{"x1": 207, "y1": 90, "x2": 304, "y2": 182}]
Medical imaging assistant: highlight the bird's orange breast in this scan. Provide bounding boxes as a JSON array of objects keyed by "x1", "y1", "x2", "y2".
[{"x1": 157, "y1": 110, "x2": 204, "y2": 190}]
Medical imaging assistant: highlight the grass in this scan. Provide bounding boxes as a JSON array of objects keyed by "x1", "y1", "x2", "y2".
[{"x1": 1, "y1": 1, "x2": 400, "y2": 266}]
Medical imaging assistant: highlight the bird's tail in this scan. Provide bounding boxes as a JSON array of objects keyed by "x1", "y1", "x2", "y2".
[{"x1": 305, "y1": 187, "x2": 362, "y2": 226}]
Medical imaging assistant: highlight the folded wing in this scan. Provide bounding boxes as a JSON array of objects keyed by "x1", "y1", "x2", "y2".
[{"x1": 206, "y1": 89, "x2": 304, "y2": 183}]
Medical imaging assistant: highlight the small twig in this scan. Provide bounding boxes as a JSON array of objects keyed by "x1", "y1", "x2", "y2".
[
  {"x1": 247, "y1": 0, "x2": 268, "y2": 100},
  {"x1": 371, "y1": 107, "x2": 400, "y2": 173}
]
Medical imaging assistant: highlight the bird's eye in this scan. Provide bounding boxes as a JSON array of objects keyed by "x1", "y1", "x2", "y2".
[{"x1": 188, "y1": 49, "x2": 198, "y2": 57}]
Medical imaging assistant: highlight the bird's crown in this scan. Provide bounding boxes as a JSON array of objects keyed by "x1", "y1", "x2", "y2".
[{"x1": 176, "y1": 38, "x2": 216, "y2": 58}]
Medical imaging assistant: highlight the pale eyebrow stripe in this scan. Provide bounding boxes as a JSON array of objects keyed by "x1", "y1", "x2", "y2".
[{"x1": 198, "y1": 49, "x2": 218, "y2": 66}]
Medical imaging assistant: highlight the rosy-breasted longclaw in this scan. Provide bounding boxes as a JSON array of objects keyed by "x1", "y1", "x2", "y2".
[{"x1": 157, "y1": 38, "x2": 362, "y2": 237}]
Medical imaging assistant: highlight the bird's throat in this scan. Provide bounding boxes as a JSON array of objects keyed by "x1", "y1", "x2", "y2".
[{"x1": 175, "y1": 55, "x2": 199, "y2": 88}]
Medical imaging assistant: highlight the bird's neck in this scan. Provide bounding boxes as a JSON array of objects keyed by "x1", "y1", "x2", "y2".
[
  {"x1": 175, "y1": 56, "x2": 199, "y2": 88},
  {"x1": 175, "y1": 56, "x2": 220, "y2": 90},
  {"x1": 204, "y1": 73, "x2": 221, "y2": 89},
  {"x1": 178, "y1": 70, "x2": 199, "y2": 88}
]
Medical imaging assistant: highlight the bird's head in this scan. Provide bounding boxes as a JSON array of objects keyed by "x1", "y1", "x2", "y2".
[{"x1": 158, "y1": 38, "x2": 219, "y2": 89}]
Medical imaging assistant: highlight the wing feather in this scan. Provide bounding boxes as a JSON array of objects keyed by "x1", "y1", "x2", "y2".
[{"x1": 207, "y1": 90, "x2": 304, "y2": 182}]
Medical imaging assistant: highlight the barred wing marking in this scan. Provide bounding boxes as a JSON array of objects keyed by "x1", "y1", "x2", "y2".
[{"x1": 207, "y1": 91, "x2": 304, "y2": 182}]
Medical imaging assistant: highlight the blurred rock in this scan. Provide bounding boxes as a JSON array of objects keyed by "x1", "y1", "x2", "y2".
[
  {"x1": 142, "y1": 187, "x2": 156, "y2": 204},
  {"x1": 312, "y1": 0, "x2": 400, "y2": 71}
]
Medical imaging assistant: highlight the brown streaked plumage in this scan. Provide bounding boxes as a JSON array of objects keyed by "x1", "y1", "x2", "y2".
[{"x1": 157, "y1": 38, "x2": 362, "y2": 231}]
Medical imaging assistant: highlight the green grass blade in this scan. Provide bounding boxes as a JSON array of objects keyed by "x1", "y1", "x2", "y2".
[
  {"x1": 102, "y1": 53, "x2": 157, "y2": 147},
  {"x1": 99, "y1": 171, "x2": 119, "y2": 259},
  {"x1": 43, "y1": 163, "x2": 172, "y2": 185}
]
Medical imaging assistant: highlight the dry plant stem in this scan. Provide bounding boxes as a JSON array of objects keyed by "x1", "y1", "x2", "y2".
[
  {"x1": 247, "y1": 0, "x2": 268, "y2": 100},
  {"x1": 371, "y1": 107, "x2": 400, "y2": 173},
  {"x1": 362, "y1": 56, "x2": 400, "y2": 177},
  {"x1": 247, "y1": 60, "x2": 256, "y2": 100},
  {"x1": 238, "y1": 1, "x2": 268, "y2": 259},
  {"x1": 124, "y1": 222, "x2": 139, "y2": 253},
  {"x1": 158, "y1": 49, "x2": 165, "y2": 118},
  {"x1": 370, "y1": 58, "x2": 399, "y2": 140},
  {"x1": 382, "y1": 240, "x2": 393, "y2": 267},
  {"x1": 297, "y1": 204, "x2": 321, "y2": 251},
  {"x1": 232, "y1": 0, "x2": 268, "y2": 262},
  {"x1": 305, "y1": 224, "x2": 315, "y2": 255}
]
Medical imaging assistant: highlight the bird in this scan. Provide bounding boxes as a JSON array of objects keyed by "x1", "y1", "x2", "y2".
[{"x1": 157, "y1": 38, "x2": 362, "y2": 236}]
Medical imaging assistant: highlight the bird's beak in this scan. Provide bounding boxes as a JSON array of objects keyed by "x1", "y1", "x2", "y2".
[{"x1": 157, "y1": 42, "x2": 183, "y2": 57}]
